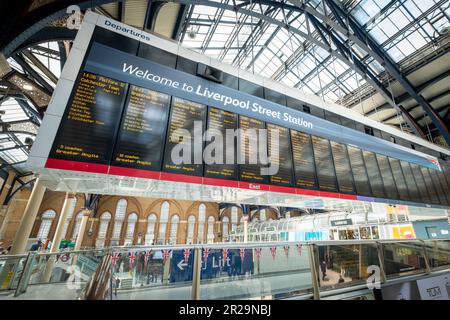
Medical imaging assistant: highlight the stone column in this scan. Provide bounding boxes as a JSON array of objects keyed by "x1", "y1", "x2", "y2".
[
  {"x1": 42, "y1": 193, "x2": 75, "y2": 283},
  {"x1": 9, "y1": 178, "x2": 46, "y2": 255},
  {"x1": 74, "y1": 209, "x2": 91, "y2": 251},
  {"x1": 0, "y1": 171, "x2": 16, "y2": 206}
]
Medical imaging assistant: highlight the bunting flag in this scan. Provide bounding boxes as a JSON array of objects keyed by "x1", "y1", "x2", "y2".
[
  {"x1": 270, "y1": 247, "x2": 277, "y2": 260},
  {"x1": 144, "y1": 250, "x2": 151, "y2": 267},
  {"x1": 239, "y1": 248, "x2": 245, "y2": 264},
  {"x1": 162, "y1": 249, "x2": 171, "y2": 266},
  {"x1": 203, "y1": 247, "x2": 210, "y2": 265},
  {"x1": 222, "y1": 248, "x2": 229, "y2": 261},
  {"x1": 111, "y1": 252, "x2": 120, "y2": 267},
  {"x1": 183, "y1": 248, "x2": 191, "y2": 263},
  {"x1": 296, "y1": 244, "x2": 303, "y2": 256},
  {"x1": 255, "y1": 248, "x2": 262, "y2": 260},
  {"x1": 128, "y1": 252, "x2": 136, "y2": 269},
  {"x1": 284, "y1": 245, "x2": 290, "y2": 258}
]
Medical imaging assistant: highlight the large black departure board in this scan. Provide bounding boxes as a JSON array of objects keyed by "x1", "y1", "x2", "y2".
[
  {"x1": 410, "y1": 163, "x2": 431, "y2": 203},
  {"x1": 436, "y1": 170, "x2": 450, "y2": 205},
  {"x1": 312, "y1": 136, "x2": 338, "y2": 192},
  {"x1": 429, "y1": 169, "x2": 446, "y2": 205},
  {"x1": 400, "y1": 161, "x2": 421, "y2": 202},
  {"x1": 420, "y1": 167, "x2": 440, "y2": 204},
  {"x1": 376, "y1": 154, "x2": 398, "y2": 199},
  {"x1": 363, "y1": 151, "x2": 385, "y2": 198},
  {"x1": 291, "y1": 130, "x2": 317, "y2": 189},
  {"x1": 49, "y1": 72, "x2": 128, "y2": 165},
  {"x1": 238, "y1": 115, "x2": 268, "y2": 184},
  {"x1": 267, "y1": 123, "x2": 294, "y2": 186},
  {"x1": 330, "y1": 141, "x2": 355, "y2": 194},
  {"x1": 111, "y1": 85, "x2": 170, "y2": 171},
  {"x1": 389, "y1": 158, "x2": 410, "y2": 201},
  {"x1": 204, "y1": 107, "x2": 238, "y2": 180},
  {"x1": 347, "y1": 146, "x2": 371, "y2": 196},
  {"x1": 162, "y1": 97, "x2": 206, "y2": 176}
]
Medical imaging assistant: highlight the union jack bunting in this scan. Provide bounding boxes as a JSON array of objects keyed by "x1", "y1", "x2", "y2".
[
  {"x1": 111, "y1": 252, "x2": 120, "y2": 267},
  {"x1": 296, "y1": 244, "x2": 303, "y2": 256},
  {"x1": 128, "y1": 252, "x2": 136, "y2": 269},
  {"x1": 284, "y1": 245, "x2": 290, "y2": 258},
  {"x1": 203, "y1": 247, "x2": 210, "y2": 264},
  {"x1": 239, "y1": 248, "x2": 245, "y2": 264},
  {"x1": 255, "y1": 248, "x2": 262, "y2": 260},
  {"x1": 144, "y1": 251, "x2": 151, "y2": 267},
  {"x1": 222, "y1": 248, "x2": 229, "y2": 261},
  {"x1": 162, "y1": 249, "x2": 171, "y2": 265},
  {"x1": 183, "y1": 248, "x2": 191, "y2": 263},
  {"x1": 270, "y1": 247, "x2": 277, "y2": 260}
]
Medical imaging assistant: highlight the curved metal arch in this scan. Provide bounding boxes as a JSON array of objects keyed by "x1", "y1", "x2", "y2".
[
  {"x1": 4, "y1": 178, "x2": 36, "y2": 204},
  {"x1": 12, "y1": 27, "x2": 77, "y2": 55}
]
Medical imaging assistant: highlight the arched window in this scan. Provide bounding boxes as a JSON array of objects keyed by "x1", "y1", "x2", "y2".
[
  {"x1": 169, "y1": 215, "x2": 179, "y2": 244},
  {"x1": 71, "y1": 212, "x2": 83, "y2": 241},
  {"x1": 158, "y1": 201, "x2": 169, "y2": 244},
  {"x1": 96, "y1": 212, "x2": 111, "y2": 248},
  {"x1": 260, "y1": 209, "x2": 266, "y2": 221},
  {"x1": 207, "y1": 216, "x2": 215, "y2": 243},
  {"x1": 37, "y1": 210, "x2": 56, "y2": 240},
  {"x1": 222, "y1": 216, "x2": 229, "y2": 240},
  {"x1": 124, "y1": 213, "x2": 138, "y2": 245},
  {"x1": 197, "y1": 204, "x2": 206, "y2": 243},
  {"x1": 186, "y1": 215, "x2": 196, "y2": 244},
  {"x1": 61, "y1": 197, "x2": 77, "y2": 239},
  {"x1": 145, "y1": 214, "x2": 157, "y2": 245},
  {"x1": 112, "y1": 199, "x2": 127, "y2": 244},
  {"x1": 231, "y1": 207, "x2": 238, "y2": 232}
]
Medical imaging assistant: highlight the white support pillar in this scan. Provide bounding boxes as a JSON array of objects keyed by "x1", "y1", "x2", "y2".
[
  {"x1": 42, "y1": 193, "x2": 75, "y2": 283},
  {"x1": 9, "y1": 178, "x2": 46, "y2": 255},
  {"x1": 74, "y1": 209, "x2": 90, "y2": 251}
]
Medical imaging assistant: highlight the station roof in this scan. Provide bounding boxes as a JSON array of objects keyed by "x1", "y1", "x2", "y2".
[{"x1": 0, "y1": 0, "x2": 448, "y2": 175}]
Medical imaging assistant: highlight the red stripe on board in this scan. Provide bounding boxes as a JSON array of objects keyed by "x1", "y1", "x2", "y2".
[
  {"x1": 318, "y1": 191, "x2": 341, "y2": 199},
  {"x1": 108, "y1": 166, "x2": 161, "y2": 180},
  {"x1": 160, "y1": 172, "x2": 203, "y2": 184},
  {"x1": 296, "y1": 188, "x2": 320, "y2": 197},
  {"x1": 269, "y1": 185, "x2": 297, "y2": 194},
  {"x1": 45, "y1": 158, "x2": 108, "y2": 174},
  {"x1": 239, "y1": 182, "x2": 271, "y2": 191},
  {"x1": 203, "y1": 177, "x2": 239, "y2": 188},
  {"x1": 339, "y1": 193, "x2": 358, "y2": 200}
]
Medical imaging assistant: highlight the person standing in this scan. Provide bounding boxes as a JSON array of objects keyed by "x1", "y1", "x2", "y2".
[{"x1": 320, "y1": 260, "x2": 327, "y2": 281}]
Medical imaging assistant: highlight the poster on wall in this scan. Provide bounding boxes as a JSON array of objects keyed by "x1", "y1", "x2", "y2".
[{"x1": 416, "y1": 274, "x2": 450, "y2": 300}]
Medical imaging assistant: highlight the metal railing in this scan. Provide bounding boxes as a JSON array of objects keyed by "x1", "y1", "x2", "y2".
[{"x1": 0, "y1": 239, "x2": 448, "y2": 300}]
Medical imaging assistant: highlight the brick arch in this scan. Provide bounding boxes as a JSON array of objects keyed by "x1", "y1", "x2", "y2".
[{"x1": 144, "y1": 199, "x2": 184, "y2": 218}]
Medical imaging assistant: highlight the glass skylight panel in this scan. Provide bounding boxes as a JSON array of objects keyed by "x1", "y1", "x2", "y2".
[
  {"x1": 414, "y1": 0, "x2": 436, "y2": 13},
  {"x1": 369, "y1": 25, "x2": 389, "y2": 43},
  {"x1": 0, "y1": 99, "x2": 28, "y2": 122},
  {"x1": 377, "y1": 17, "x2": 399, "y2": 38}
]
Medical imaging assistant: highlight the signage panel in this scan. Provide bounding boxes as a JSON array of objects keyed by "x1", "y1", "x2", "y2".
[
  {"x1": 49, "y1": 71, "x2": 128, "y2": 166},
  {"x1": 291, "y1": 130, "x2": 317, "y2": 189},
  {"x1": 111, "y1": 85, "x2": 170, "y2": 171}
]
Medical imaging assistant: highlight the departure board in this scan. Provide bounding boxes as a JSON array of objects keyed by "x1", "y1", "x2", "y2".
[
  {"x1": 111, "y1": 86, "x2": 170, "y2": 171},
  {"x1": 429, "y1": 169, "x2": 446, "y2": 205},
  {"x1": 389, "y1": 158, "x2": 410, "y2": 201},
  {"x1": 376, "y1": 154, "x2": 399, "y2": 199},
  {"x1": 400, "y1": 161, "x2": 421, "y2": 202},
  {"x1": 162, "y1": 96, "x2": 206, "y2": 176},
  {"x1": 49, "y1": 72, "x2": 128, "y2": 164},
  {"x1": 330, "y1": 141, "x2": 355, "y2": 194},
  {"x1": 291, "y1": 130, "x2": 317, "y2": 189},
  {"x1": 347, "y1": 146, "x2": 371, "y2": 196},
  {"x1": 420, "y1": 167, "x2": 440, "y2": 204},
  {"x1": 204, "y1": 107, "x2": 238, "y2": 180},
  {"x1": 311, "y1": 136, "x2": 338, "y2": 192},
  {"x1": 267, "y1": 123, "x2": 294, "y2": 186},
  {"x1": 410, "y1": 163, "x2": 431, "y2": 203},
  {"x1": 437, "y1": 170, "x2": 450, "y2": 205},
  {"x1": 363, "y1": 151, "x2": 385, "y2": 198},
  {"x1": 238, "y1": 115, "x2": 268, "y2": 183}
]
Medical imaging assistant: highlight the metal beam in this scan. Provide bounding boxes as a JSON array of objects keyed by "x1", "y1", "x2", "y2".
[
  {"x1": 325, "y1": 0, "x2": 450, "y2": 145},
  {"x1": 22, "y1": 50, "x2": 58, "y2": 84},
  {"x1": 364, "y1": 70, "x2": 450, "y2": 117},
  {"x1": 172, "y1": 4, "x2": 189, "y2": 40},
  {"x1": 13, "y1": 54, "x2": 53, "y2": 95}
]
